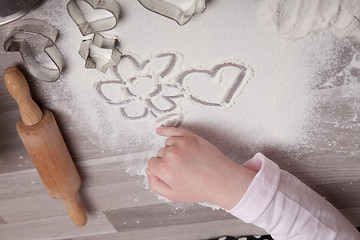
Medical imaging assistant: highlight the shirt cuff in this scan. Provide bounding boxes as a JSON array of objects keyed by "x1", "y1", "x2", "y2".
[{"x1": 226, "y1": 152, "x2": 281, "y2": 223}]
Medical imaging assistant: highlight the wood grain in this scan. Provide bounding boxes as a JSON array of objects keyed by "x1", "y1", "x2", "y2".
[
  {"x1": 0, "y1": 0, "x2": 359, "y2": 239},
  {"x1": 104, "y1": 203, "x2": 233, "y2": 232},
  {"x1": 74, "y1": 218, "x2": 266, "y2": 240},
  {"x1": 0, "y1": 213, "x2": 116, "y2": 240},
  {"x1": 340, "y1": 208, "x2": 360, "y2": 227},
  {"x1": 71, "y1": 219, "x2": 267, "y2": 240},
  {"x1": 0, "y1": 216, "x2": 6, "y2": 224}
]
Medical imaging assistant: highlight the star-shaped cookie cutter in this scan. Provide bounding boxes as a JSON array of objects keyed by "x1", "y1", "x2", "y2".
[
  {"x1": 79, "y1": 33, "x2": 122, "y2": 72},
  {"x1": 3, "y1": 18, "x2": 65, "y2": 82},
  {"x1": 67, "y1": 0, "x2": 121, "y2": 36}
]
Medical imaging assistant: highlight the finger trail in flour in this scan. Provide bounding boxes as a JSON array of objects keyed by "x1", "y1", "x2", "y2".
[{"x1": 95, "y1": 52, "x2": 253, "y2": 126}]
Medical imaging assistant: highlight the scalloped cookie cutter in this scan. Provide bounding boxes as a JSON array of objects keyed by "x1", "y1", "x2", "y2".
[
  {"x1": 3, "y1": 18, "x2": 65, "y2": 82},
  {"x1": 138, "y1": 0, "x2": 206, "y2": 25},
  {"x1": 67, "y1": 0, "x2": 121, "y2": 36},
  {"x1": 79, "y1": 33, "x2": 122, "y2": 72}
]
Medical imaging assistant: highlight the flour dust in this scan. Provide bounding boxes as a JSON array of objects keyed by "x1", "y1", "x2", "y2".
[{"x1": 21, "y1": 0, "x2": 360, "y2": 207}]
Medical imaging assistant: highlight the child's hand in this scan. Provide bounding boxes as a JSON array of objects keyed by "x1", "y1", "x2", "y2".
[{"x1": 147, "y1": 127, "x2": 256, "y2": 210}]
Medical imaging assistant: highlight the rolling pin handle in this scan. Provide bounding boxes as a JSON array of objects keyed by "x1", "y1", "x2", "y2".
[
  {"x1": 4, "y1": 66, "x2": 43, "y2": 125},
  {"x1": 62, "y1": 194, "x2": 87, "y2": 226}
]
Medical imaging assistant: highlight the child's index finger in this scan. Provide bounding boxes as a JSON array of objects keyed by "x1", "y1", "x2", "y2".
[{"x1": 156, "y1": 127, "x2": 190, "y2": 137}]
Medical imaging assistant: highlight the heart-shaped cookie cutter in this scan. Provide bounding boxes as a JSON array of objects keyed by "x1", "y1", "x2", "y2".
[
  {"x1": 79, "y1": 33, "x2": 122, "y2": 72},
  {"x1": 67, "y1": 0, "x2": 121, "y2": 36},
  {"x1": 3, "y1": 18, "x2": 65, "y2": 82},
  {"x1": 138, "y1": 0, "x2": 206, "y2": 25}
]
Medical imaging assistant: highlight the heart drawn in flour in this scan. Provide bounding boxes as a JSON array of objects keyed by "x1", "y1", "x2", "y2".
[{"x1": 178, "y1": 62, "x2": 252, "y2": 107}]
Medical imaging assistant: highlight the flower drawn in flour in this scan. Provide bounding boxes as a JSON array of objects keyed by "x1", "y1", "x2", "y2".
[
  {"x1": 95, "y1": 52, "x2": 185, "y2": 126},
  {"x1": 95, "y1": 51, "x2": 253, "y2": 126}
]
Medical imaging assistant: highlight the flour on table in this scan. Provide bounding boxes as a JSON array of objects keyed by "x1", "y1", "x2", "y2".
[
  {"x1": 32, "y1": 0, "x2": 344, "y2": 152},
  {"x1": 257, "y1": 0, "x2": 360, "y2": 39},
  {"x1": 24, "y1": 1, "x2": 360, "y2": 211},
  {"x1": 28, "y1": 0, "x2": 356, "y2": 167}
]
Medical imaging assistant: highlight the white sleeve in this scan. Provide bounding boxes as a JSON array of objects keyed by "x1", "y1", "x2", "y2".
[{"x1": 227, "y1": 153, "x2": 360, "y2": 240}]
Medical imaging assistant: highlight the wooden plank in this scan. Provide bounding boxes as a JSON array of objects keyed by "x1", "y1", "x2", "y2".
[
  {"x1": 0, "y1": 109, "x2": 154, "y2": 174},
  {"x1": 1, "y1": 151, "x2": 359, "y2": 225},
  {"x1": 0, "y1": 154, "x2": 159, "y2": 223},
  {"x1": 0, "y1": 193, "x2": 71, "y2": 223},
  {"x1": 293, "y1": 85, "x2": 360, "y2": 210},
  {"x1": 309, "y1": 181, "x2": 360, "y2": 209},
  {"x1": 0, "y1": 179, "x2": 161, "y2": 223},
  {"x1": 339, "y1": 208, "x2": 360, "y2": 227},
  {"x1": 0, "y1": 169, "x2": 46, "y2": 200},
  {"x1": 72, "y1": 219, "x2": 267, "y2": 240},
  {"x1": 104, "y1": 203, "x2": 232, "y2": 232},
  {"x1": 0, "y1": 212, "x2": 116, "y2": 240},
  {"x1": 0, "y1": 153, "x2": 146, "y2": 200},
  {"x1": 0, "y1": 110, "x2": 34, "y2": 174}
]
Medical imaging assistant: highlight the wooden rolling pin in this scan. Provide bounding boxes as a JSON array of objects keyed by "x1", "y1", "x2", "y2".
[{"x1": 4, "y1": 66, "x2": 87, "y2": 226}]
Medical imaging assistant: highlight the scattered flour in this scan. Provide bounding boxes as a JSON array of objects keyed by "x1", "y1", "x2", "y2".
[
  {"x1": 19, "y1": 0, "x2": 360, "y2": 208},
  {"x1": 257, "y1": 0, "x2": 360, "y2": 39},
  {"x1": 29, "y1": 0, "x2": 360, "y2": 157}
]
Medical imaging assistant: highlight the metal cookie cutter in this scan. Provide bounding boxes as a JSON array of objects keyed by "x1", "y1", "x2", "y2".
[
  {"x1": 138, "y1": 0, "x2": 206, "y2": 25},
  {"x1": 79, "y1": 33, "x2": 122, "y2": 72},
  {"x1": 4, "y1": 18, "x2": 65, "y2": 82},
  {"x1": 67, "y1": 0, "x2": 121, "y2": 36}
]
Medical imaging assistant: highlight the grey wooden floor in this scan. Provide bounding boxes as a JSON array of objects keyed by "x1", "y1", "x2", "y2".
[{"x1": 1, "y1": 1, "x2": 360, "y2": 239}]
